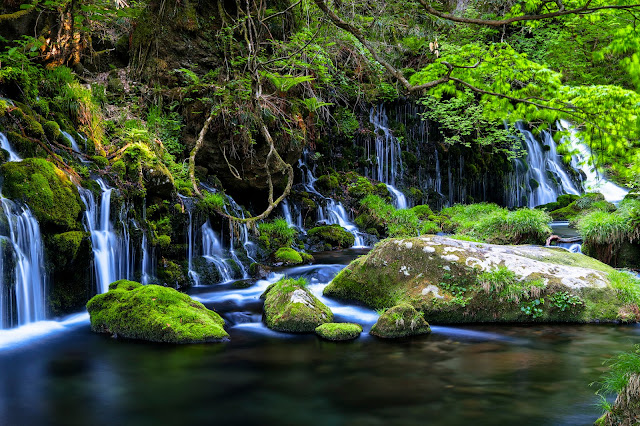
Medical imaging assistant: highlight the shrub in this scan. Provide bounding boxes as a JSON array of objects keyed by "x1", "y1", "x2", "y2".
[{"x1": 258, "y1": 218, "x2": 297, "y2": 253}]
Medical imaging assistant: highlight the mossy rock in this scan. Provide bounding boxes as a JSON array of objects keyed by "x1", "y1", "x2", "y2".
[
  {"x1": 315, "y1": 322, "x2": 362, "y2": 341},
  {"x1": 0, "y1": 158, "x2": 84, "y2": 231},
  {"x1": 307, "y1": 224, "x2": 355, "y2": 250},
  {"x1": 274, "y1": 247, "x2": 304, "y2": 265},
  {"x1": 261, "y1": 277, "x2": 333, "y2": 333},
  {"x1": 324, "y1": 235, "x2": 636, "y2": 323},
  {"x1": 156, "y1": 259, "x2": 189, "y2": 288},
  {"x1": 370, "y1": 304, "x2": 431, "y2": 338},
  {"x1": 86, "y1": 280, "x2": 228, "y2": 343}
]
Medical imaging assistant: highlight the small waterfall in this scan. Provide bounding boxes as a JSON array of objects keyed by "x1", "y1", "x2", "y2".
[
  {"x1": 0, "y1": 132, "x2": 22, "y2": 162},
  {"x1": 368, "y1": 106, "x2": 408, "y2": 209},
  {"x1": 201, "y1": 220, "x2": 233, "y2": 282},
  {"x1": 281, "y1": 199, "x2": 295, "y2": 228},
  {"x1": 0, "y1": 199, "x2": 47, "y2": 329},
  {"x1": 80, "y1": 179, "x2": 129, "y2": 294},
  {"x1": 298, "y1": 153, "x2": 368, "y2": 247},
  {"x1": 140, "y1": 233, "x2": 151, "y2": 285},
  {"x1": 62, "y1": 131, "x2": 81, "y2": 153},
  {"x1": 506, "y1": 122, "x2": 581, "y2": 208},
  {"x1": 559, "y1": 120, "x2": 629, "y2": 204}
]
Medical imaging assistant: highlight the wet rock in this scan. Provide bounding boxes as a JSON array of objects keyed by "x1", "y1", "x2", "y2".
[{"x1": 370, "y1": 304, "x2": 431, "y2": 338}]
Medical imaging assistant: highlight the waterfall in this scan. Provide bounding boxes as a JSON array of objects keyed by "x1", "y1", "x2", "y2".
[
  {"x1": 0, "y1": 199, "x2": 47, "y2": 329},
  {"x1": 559, "y1": 120, "x2": 629, "y2": 204},
  {"x1": 140, "y1": 233, "x2": 151, "y2": 285},
  {"x1": 298, "y1": 153, "x2": 368, "y2": 247},
  {"x1": 201, "y1": 220, "x2": 233, "y2": 282},
  {"x1": 281, "y1": 199, "x2": 295, "y2": 228},
  {"x1": 368, "y1": 106, "x2": 408, "y2": 209},
  {"x1": 79, "y1": 179, "x2": 130, "y2": 294},
  {"x1": 62, "y1": 131, "x2": 81, "y2": 153},
  {"x1": 505, "y1": 122, "x2": 581, "y2": 208},
  {"x1": 0, "y1": 132, "x2": 22, "y2": 162}
]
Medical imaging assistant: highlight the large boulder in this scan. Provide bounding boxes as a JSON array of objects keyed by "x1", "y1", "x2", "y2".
[
  {"x1": 262, "y1": 277, "x2": 333, "y2": 332},
  {"x1": 324, "y1": 235, "x2": 640, "y2": 323},
  {"x1": 86, "y1": 280, "x2": 228, "y2": 343},
  {"x1": 370, "y1": 303, "x2": 431, "y2": 338}
]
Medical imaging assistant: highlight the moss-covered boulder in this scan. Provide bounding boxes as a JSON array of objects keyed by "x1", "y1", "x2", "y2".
[
  {"x1": 307, "y1": 224, "x2": 355, "y2": 251},
  {"x1": 0, "y1": 158, "x2": 84, "y2": 232},
  {"x1": 274, "y1": 247, "x2": 304, "y2": 265},
  {"x1": 324, "y1": 235, "x2": 640, "y2": 323},
  {"x1": 262, "y1": 277, "x2": 333, "y2": 332},
  {"x1": 370, "y1": 304, "x2": 431, "y2": 338},
  {"x1": 315, "y1": 322, "x2": 362, "y2": 341},
  {"x1": 86, "y1": 280, "x2": 228, "y2": 343}
]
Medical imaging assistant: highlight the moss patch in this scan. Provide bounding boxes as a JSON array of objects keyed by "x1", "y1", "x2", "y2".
[
  {"x1": 0, "y1": 158, "x2": 83, "y2": 232},
  {"x1": 86, "y1": 280, "x2": 228, "y2": 343},
  {"x1": 307, "y1": 224, "x2": 355, "y2": 250},
  {"x1": 315, "y1": 322, "x2": 362, "y2": 341},
  {"x1": 370, "y1": 303, "x2": 431, "y2": 338},
  {"x1": 262, "y1": 277, "x2": 333, "y2": 332},
  {"x1": 274, "y1": 247, "x2": 304, "y2": 265}
]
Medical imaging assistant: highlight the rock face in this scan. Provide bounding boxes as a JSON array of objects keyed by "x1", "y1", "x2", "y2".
[
  {"x1": 86, "y1": 280, "x2": 228, "y2": 343},
  {"x1": 262, "y1": 278, "x2": 333, "y2": 332},
  {"x1": 324, "y1": 235, "x2": 638, "y2": 323},
  {"x1": 315, "y1": 322, "x2": 362, "y2": 341},
  {"x1": 370, "y1": 304, "x2": 431, "y2": 338}
]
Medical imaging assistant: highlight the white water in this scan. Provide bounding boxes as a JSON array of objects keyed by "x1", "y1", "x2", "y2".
[
  {"x1": 0, "y1": 312, "x2": 89, "y2": 351},
  {"x1": 368, "y1": 106, "x2": 408, "y2": 209},
  {"x1": 506, "y1": 122, "x2": 581, "y2": 208},
  {"x1": 0, "y1": 132, "x2": 22, "y2": 162},
  {"x1": 559, "y1": 120, "x2": 629, "y2": 204},
  {"x1": 140, "y1": 233, "x2": 151, "y2": 285},
  {"x1": 79, "y1": 179, "x2": 129, "y2": 294},
  {"x1": 201, "y1": 220, "x2": 233, "y2": 283},
  {"x1": 62, "y1": 131, "x2": 81, "y2": 153},
  {"x1": 0, "y1": 199, "x2": 47, "y2": 329}
]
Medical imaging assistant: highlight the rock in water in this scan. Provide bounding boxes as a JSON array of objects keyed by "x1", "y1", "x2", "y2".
[
  {"x1": 324, "y1": 235, "x2": 640, "y2": 323},
  {"x1": 86, "y1": 280, "x2": 228, "y2": 343},
  {"x1": 370, "y1": 304, "x2": 431, "y2": 338},
  {"x1": 315, "y1": 323, "x2": 363, "y2": 341},
  {"x1": 262, "y1": 278, "x2": 333, "y2": 332}
]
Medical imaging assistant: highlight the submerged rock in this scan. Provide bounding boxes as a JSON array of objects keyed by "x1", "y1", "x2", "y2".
[
  {"x1": 262, "y1": 277, "x2": 333, "y2": 332},
  {"x1": 324, "y1": 235, "x2": 639, "y2": 323},
  {"x1": 86, "y1": 280, "x2": 228, "y2": 343},
  {"x1": 315, "y1": 322, "x2": 362, "y2": 341},
  {"x1": 371, "y1": 304, "x2": 431, "y2": 338}
]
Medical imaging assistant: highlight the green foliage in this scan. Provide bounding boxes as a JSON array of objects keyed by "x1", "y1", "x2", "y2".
[
  {"x1": 520, "y1": 298, "x2": 545, "y2": 318},
  {"x1": 595, "y1": 344, "x2": 640, "y2": 417},
  {"x1": 274, "y1": 247, "x2": 304, "y2": 265},
  {"x1": 258, "y1": 218, "x2": 297, "y2": 253},
  {"x1": 577, "y1": 210, "x2": 629, "y2": 246},
  {"x1": 147, "y1": 104, "x2": 184, "y2": 158},
  {"x1": 307, "y1": 224, "x2": 355, "y2": 249},
  {"x1": 608, "y1": 271, "x2": 640, "y2": 305},
  {"x1": 548, "y1": 291, "x2": 584, "y2": 312},
  {"x1": 86, "y1": 280, "x2": 228, "y2": 343},
  {"x1": 357, "y1": 195, "x2": 441, "y2": 238}
]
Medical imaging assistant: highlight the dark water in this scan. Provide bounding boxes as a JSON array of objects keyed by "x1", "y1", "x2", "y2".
[{"x1": 0, "y1": 250, "x2": 637, "y2": 426}]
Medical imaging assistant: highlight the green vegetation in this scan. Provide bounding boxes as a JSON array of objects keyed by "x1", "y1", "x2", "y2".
[
  {"x1": 262, "y1": 277, "x2": 333, "y2": 333},
  {"x1": 86, "y1": 280, "x2": 228, "y2": 343},
  {"x1": 370, "y1": 303, "x2": 431, "y2": 338},
  {"x1": 315, "y1": 323, "x2": 363, "y2": 341},
  {"x1": 356, "y1": 195, "x2": 440, "y2": 238},
  {"x1": 595, "y1": 345, "x2": 640, "y2": 425},
  {"x1": 257, "y1": 219, "x2": 298, "y2": 254},
  {"x1": 0, "y1": 158, "x2": 84, "y2": 232},
  {"x1": 274, "y1": 247, "x2": 304, "y2": 265},
  {"x1": 307, "y1": 224, "x2": 355, "y2": 250}
]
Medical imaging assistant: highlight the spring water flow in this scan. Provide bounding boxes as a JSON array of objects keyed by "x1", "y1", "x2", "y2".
[
  {"x1": 368, "y1": 106, "x2": 408, "y2": 209},
  {"x1": 79, "y1": 179, "x2": 131, "y2": 294}
]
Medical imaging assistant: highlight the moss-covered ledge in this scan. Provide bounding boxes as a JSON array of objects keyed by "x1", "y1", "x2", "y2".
[
  {"x1": 86, "y1": 280, "x2": 228, "y2": 343},
  {"x1": 324, "y1": 235, "x2": 640, "y2": 324}
]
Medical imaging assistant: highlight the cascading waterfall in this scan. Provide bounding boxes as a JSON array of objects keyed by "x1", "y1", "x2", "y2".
[
  {"x1": 368, "y1": 106, "x2": 408, "y2": 209},
  {"x1": 0, "y1": 199, "x2": 47, "y2": 329},
  {"x1": 559, "y1": 120, "x2": 629, "y2": 204},
  {"x1": 0, "y1": 132, "x2": 22, "y2": 162},
  {"x1": 298, "y1": 153, "x2": 367, "y2": 247},
  {"x1": 79, "y1": 179, "x2": 130, "y2": 294},
  {"x1": 505, "y1": 122, "x2": 581, "y2": 208},
  {"x1": 201, "y1": 220, "x2": 233, "y2": 283}
]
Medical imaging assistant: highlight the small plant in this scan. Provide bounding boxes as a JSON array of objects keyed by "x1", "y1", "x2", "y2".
[
  {"x1": 548, "y1": 291, "x2": 583, "y2": 312},
  {"x1": 608, "y1": 271, "x2": 640, "y2": 305},
  {"x1": 521, "y1": 298, "x2": 545, "y2": 318}
]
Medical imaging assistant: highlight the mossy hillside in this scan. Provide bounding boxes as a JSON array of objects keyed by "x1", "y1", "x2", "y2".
[
  {"x1": 315, "y1": 322, "x2": 363, "y2": 341},
  {"x1": 0, "y1": 158, "x2": 84, "y2": 232},
  {"x1": 324, "y1": 235, "x2": 638, "y2": 323},
  {"x1": 370, "y1": 304, "x2": 431, "y2": 338},
  {"x1": 261, "y1": 277, "x2": 333, "y2": 333},
  {"x1": 307, "y1": 224, "x2": 355, "y2": 250},
  {"x1": 86, "y1": 280, "x2": 228, "y2": 343}
]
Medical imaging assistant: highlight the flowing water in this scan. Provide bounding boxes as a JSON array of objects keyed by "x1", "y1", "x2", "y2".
[
  {"x1": 0, "y1": 132, "x2": 22, "y2": 162},
  {"x1": 0, "y1": 249, "x2": 636, "y2": 425}
]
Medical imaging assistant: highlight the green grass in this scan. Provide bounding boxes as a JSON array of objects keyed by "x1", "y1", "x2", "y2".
[
  {"x1": 356, "y1": 195, "x2": 440, "y2": 238},
  {"x1": 608, "y1": 271, "x2": 640, "y2": 305},
  {"x1": 257, "y1": 218, "x2": 298, "y2": 253}
]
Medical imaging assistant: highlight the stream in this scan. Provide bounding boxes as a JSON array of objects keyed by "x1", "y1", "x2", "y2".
[{"x1": 0, "y1": 249, "x2": 637, "y2": 425}]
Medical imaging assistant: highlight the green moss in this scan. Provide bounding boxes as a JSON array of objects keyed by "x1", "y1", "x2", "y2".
[
  {"x1": 307, "y1": 224, "x2": 355, "y2": 249},
  {"x1": 156, "y1": 260, "x2": 188, "y2": 288},
  {"x1": 86, "y1": 280, "x2": 228, "y2": 343},
  {"x1": 315, "y1": 174, "x2": 339, "y2": 192},
  {"x1": 91, "y1": 156, "x2": 109, "y2": 168},
  {"x1": 274, "y1": 247, "x2": 304, "y2": 265},
  {"x1": 315, "y1": 322, "x2": 362, "y2": 341},
  {"x1": 347, "y1": 176, "x2": 375, "y2": 199},
  {"x1": 155, "y1": 235, "x2": 171, "y2": 249},
  {"x1": 258, "y1": 218, "x2": 297, "y2": 254},
  {"x1": 43, "y1": 121, "x2": 61, "y2": 141},
  {"x1": 262, "y1": 277, "x2": 333, "y2": 332},
  {"x1": 370, "y1": 303, "x2": 431, "y2": 338},
  {"x1": 111, "y1": 160, "x2": 126, "y2": 179},
  {"x1": 47, "y1": 231, "x2": 87, "y2": 267},
  {"x1": 0, "y1": 158, "x2": 84, "y2": 231}
]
